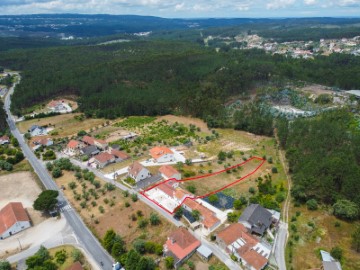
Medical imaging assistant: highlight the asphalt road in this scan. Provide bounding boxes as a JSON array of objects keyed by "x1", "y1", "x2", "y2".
[{"x1": 4, "y1": 76, "x2": 113, "y2": 270}]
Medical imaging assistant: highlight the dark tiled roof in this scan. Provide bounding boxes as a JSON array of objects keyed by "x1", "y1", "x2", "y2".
[{"x1": 238, "y1": 204, "x2": 272, "y2": 235}]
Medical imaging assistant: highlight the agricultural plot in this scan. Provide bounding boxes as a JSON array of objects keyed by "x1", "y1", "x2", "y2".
[{"x1": 141, "y1": 156, "x2": 266, "y2": 214}]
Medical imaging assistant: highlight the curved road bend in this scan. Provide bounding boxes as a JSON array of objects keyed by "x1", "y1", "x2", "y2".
[{"x1": 4, "y1": 75, "x2": 113, "y2": 269}]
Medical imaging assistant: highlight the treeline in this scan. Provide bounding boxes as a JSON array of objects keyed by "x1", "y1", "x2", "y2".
[
  {"x1": 277, "y1": 110, "x2": 360, "y2": 215},
  {"x1": 0, "y1": 100, "x2": 8, "y2": 133},
  {"x1": 1, "y1": 41, "x2": 360, "y2": 128}
]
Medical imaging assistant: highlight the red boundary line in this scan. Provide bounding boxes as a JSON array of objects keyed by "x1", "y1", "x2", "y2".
[{"x1": 140, "y1": 156, "x2": 266, "y2": 215}]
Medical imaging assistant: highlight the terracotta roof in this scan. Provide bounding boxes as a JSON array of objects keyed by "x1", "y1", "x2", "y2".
[
  {"x1": 217, "y1": 223, "x2": 258, "y2": 246},
  {"x1": 94, "y1": 152, "x2": 114, "y2": 163},
  {"x1": 47, "y1": 100, "x2": 63, "y2": 108},
  {"x1": 128, "y1": 161, "x2": 147, "y2": 177},
  {"x1": 166, "y1": 227, "x2": 201, "y2": 260},
  {"x1": 34, "y1": 138, "x2": 52, "y2": 146},
  {"x1": 82, "y1": 136, "x2": 95, "y2": 145},
  {"x1": 157, "y1": 182, "x2": 176, "y2": 197},
  {"x1": 0, "y1": 136, "x2": 9, "y2": 141},
  {"x1": 174, "y1": 189, "x2": 190, "y2": 201},
  {"x1": 67, "y1": 140, "x2": 80, "y2": 149},
  {"x1": 159, "y1": 165, "x2": 180, "y2": 179},
  {"x1": 94, "y1": 138, "x2": 107, "y2": 145},
  {"x1": 110, "y1": 149, "x2": 130, "y2": 160},
  {"x1": 149, "y1": 147, "x2": 173, "y2": 160},
  {"x1": 183, "y1": 199, "x2": 220, "y2": 229},
  {"x1": 65, "y1": 261, "x2": 83, "y2": 270},
  {"x1": 242, "y1": 250, "x2": 268, "y2": 270},
  {"x1": 0, "y1": 202, "x2": 30, "y2": 235}
]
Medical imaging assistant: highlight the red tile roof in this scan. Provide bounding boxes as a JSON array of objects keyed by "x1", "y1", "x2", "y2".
[
  {"x1": 65, "y1": 261, "x2": 83, "y2": 270},
  {"x1": 165, "y1": 227, "x2": 201, "y2": 261},
  {"x1": 67, "y1": 140, "x2": 80, "y2": 149},
  {"x1": 82, "y1": 136, "x2": 95, "y2": 145},
  {"x1": 128, "y1": 161, "x2": 147, "y2": 177},
  {"x1": 183, "y1": 199, "x2": 220, "y2": 229},
  {"x1": 34, "y1": 137, "x2": 52, "y2": 146},
  {"x1": 242, "y1": 250, "x2": 268, "y2": 270},
  {"x1": 0, "y1": 136, "x2": 9, "y2": 141},
  {"x1": 110, "y1": 149, "x2": 130, "y2": 160},
  {"x1": 149, "y1": 146, "x2": 173, "y2": 160},
  {"x1": 159, "y1": 165, "x2": 180, "y2": 179},
  {"x1": 157, "y1": 182, "x2": 176, "y2": 197},
  {"x1": 47, "y1": 100, "x2": 63, "y2": 108},
  {"x1": 94, "y1": 152, "x2": 114, "y2": 163},
  {"x1": 217, "y1": 223, "x2": 258, "y2": 246},
  {"x1": 0, "y1": 202, "x2": 30, "y2": 235},
  {"x1": 217, "y1": 223, "x2": 267, "y2": 270}
]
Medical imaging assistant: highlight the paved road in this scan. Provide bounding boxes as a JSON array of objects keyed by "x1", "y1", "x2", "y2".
[
  {"x1": 4, "y1": 75, "x2": 113, "y2": 270},
  {"x1": 273, "y1": 222, "x2": 288, "y2": 270}
]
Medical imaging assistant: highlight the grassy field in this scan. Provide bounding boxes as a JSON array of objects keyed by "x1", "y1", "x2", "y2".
[
  {"x1": 17, "y1": 113, "x2": 107, "y2": 137},
  {"x1": 48, "y1": 245, "x2": 90, "y2": 270},
  {"x1": 286, "y1": 205, "x2": 360, "y2": 270}
]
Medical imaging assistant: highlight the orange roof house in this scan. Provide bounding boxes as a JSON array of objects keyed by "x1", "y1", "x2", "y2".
[
  {"x1": 216, "y1": 223, "x2": 269, "y2": 270},
  {"x1": 65, "y1": 261, "x2": 83, "y2": 270},
  {"x1": 159, "y1": 165, "x2": 181, "y2": 180},
  {"x1": 109, "y1": 149, "x2": 130, "y2": 161},
  {"x1": 67, "y1": 140, "x2": 80, "y2": 149},
  {"x1": 82, "y1": 136, "x2": 95, "y2": 146},
  {"x1": 0, "y1": 202, "x2": 31, "y2": 239},
  {"x1": 128, "y1": 161, "x2": 151, "y2": 182},
  {"x1": 93, "y1": 152, "x2": 115, "y2": 168},
  {"x1": 149, "y1": 147, "x2": 174, "y2": 163},
  {"x1": 164, "y1": 227, "x2": 201, "y2": 267},
  {"x1": 183, "y1": 199, "x2": 220, "y2": 231}
]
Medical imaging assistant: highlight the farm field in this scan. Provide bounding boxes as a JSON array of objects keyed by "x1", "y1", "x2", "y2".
[
  {"x1": 287, "y1": 204, "x2": 360, "y2": 270},
  {"x1": 53, "y1": 170, "x2": 177, "y2": 251},
  {"x1": 17, "y1": 113, "x2": 108, "y2": 137}
]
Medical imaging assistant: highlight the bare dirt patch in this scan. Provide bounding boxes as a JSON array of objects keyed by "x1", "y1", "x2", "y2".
[
  {"x1": 297, "y1": 84, "x2": 334, "y2": 97},
  {"x1": 157, "y1": 115, "x2": 211, "y2": 133},
  {"x1": 0, "y1": 172, "x2": 42, "y2": 209}
]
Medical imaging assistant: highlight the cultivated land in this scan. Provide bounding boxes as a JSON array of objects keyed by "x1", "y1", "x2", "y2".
[
  {"x1": 17, "y1": 113, "x2": 108, "y2": 137},
  {"x1": 287, "y1": 205, "x2": 360, "y2": 270},
  {"x1": 53, "y1": 171, "x2": 177, "y2": 250}
]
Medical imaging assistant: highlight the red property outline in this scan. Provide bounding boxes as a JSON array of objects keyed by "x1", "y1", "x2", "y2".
[{"x1": 140, "y1": 156, "x2": 266, "y2": 215}]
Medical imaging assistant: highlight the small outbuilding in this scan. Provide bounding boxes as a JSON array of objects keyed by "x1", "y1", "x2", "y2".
[{"x1": 197, "y1": 245, "x2": 212, "y2": 261}]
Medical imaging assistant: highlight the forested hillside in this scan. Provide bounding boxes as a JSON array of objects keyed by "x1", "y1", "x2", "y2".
[
  {"x1": 1, "y1": 41, "x2": 360, "y2": 123},
  {"x1": 277, "y1": 111, "x2": 360, "y2": 211}
]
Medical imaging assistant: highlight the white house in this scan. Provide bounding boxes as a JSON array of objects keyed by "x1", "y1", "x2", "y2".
[
  {"x1": 29, "y1": 125, "x2": 47, "y2": 137},
  {"x1": 66, "y1": 140, "x2": 83, "y2": 156},
  {"x1": 128, "y1": 161, "x2": 151, "y2": 182},
  {"x1": 149, "y1": 146, "x2": 175, "y2": 163},
  {"x1": 0, "y1": 202, "x2": 31, "y2": 239}
]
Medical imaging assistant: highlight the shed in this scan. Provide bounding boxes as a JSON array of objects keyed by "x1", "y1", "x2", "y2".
[{"x1": 197, "y1": 245, "x2": 212, "y2": 261}]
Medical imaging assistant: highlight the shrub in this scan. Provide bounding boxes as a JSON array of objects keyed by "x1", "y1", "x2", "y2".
[
  {"x1": 55, "y1": 249, "x2": 67, "y2": 264},
  {"x1": 131, "y1": 193, "x2": 138, "y2": 202},
  {"x1": 186, "y1": 185, "x2": 196, "y2": 194},
  {"x1": 52, "y1": 167, "x2": 62, "y2": 178},
  {"x1": 165, "y1": 256, "x2": 174, "y2": 269},
  {"x1": 150, "y1": 212, "x2": 161, "y2": 226},
  {"x1": 125, "y1": 202, "x2": 130, "y2": 207},
  {"x1": 330, "y1": 246, "x2": 343, "y2": 260},
  {"x1": 68, "y1": 181, "x2": 77, "y2": 189},
  {"x1": 333, "y1": 199, "x2": 359, "y2": 221},
  {"x1": 271, "y1": 167, "x2": 278, "y2": 173},
  {"x1": 249, "y1": 187, "x2": 256, "y2": 194},
  {"x1": 276, "y1": 193, "x2": 285, "y2": 203},
  {"x1": 306, "y1": 199, "x2": 318, "y2": 210},
  {"x1": 138, "y1": 219, "x2": 148, "y2": 229}
]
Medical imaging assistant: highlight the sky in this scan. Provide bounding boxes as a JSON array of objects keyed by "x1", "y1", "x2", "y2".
[{"x1": 0, "y1": 0, "x2": 360, "y2": 18}]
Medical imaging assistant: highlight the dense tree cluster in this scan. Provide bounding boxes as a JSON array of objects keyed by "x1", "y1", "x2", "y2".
[
  {"x1": 277, "y1": 110, "x2": 360, "y2": 212},
  {"x1": 1, "y1": 41, "x2": 359, "y2": 129}
]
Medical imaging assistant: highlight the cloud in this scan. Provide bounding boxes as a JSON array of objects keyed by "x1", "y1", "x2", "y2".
[
  {"x1": 304, "y1": 0, "x2": 316, "y2": 5},
  {"x1": 266, "y1": 0, "x2": 296, "y2": 9}
]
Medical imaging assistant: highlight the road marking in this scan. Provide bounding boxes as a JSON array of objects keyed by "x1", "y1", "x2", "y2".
[{"x1": 61, "y1": 205, "x2": 72, "y2": 212}]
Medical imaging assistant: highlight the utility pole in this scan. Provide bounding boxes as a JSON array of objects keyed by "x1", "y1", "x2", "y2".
[{"x1": 17, "y1": 238, "x2": 22, "y2": 250}]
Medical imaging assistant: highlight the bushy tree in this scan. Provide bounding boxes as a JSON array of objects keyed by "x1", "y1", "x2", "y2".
[
  {"x1": 333, "y1": 200, "x2": 359, "y2": 220},
  {"x1": 306, "y1": 199, "x2": 318, "y2": 210},
  {"x1": 330, "y1": 246, "x2": 343, "y2": 260},
  {"x1": 165, "y1": 256, "x2": 174, "y2": 269},
  {"x1": 0, "y1": 260, "x2": 11, "y2": 270},
  {"x1": 208, "y1": 194, "x2": 219, "y2": 204},
  {"x1": 149, "y1": 212, "x2": 160, "y2": 226},
  {"x1": 33, "y1": 190, "x2": 59, "y2": 211}
]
